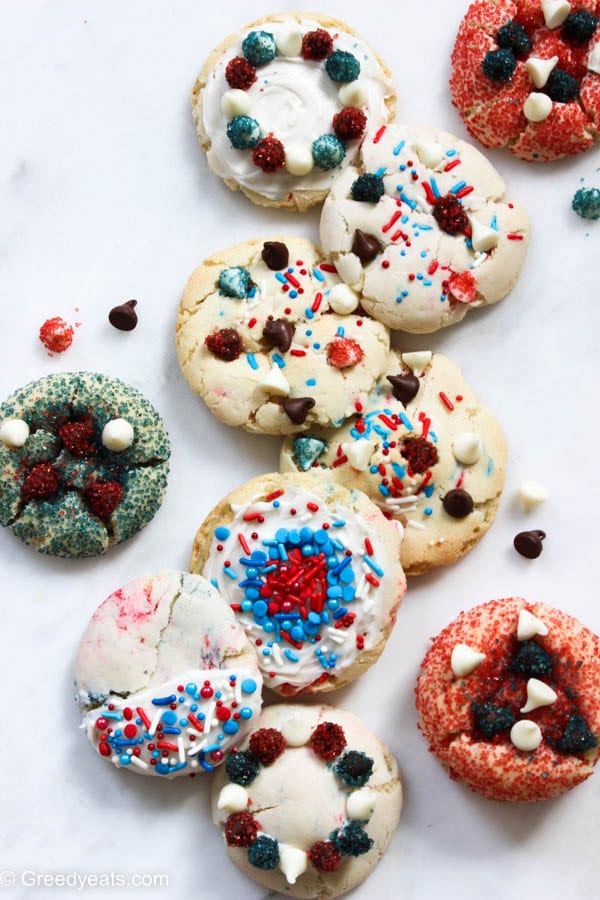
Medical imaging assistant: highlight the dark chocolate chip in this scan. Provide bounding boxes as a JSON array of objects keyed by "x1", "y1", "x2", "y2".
[
  {"x1": 351, "y1": 229, "x2": 382, "y2": 264},
  {"x1": 261, "y1": 241, "x2": 289, "y2": 271},
  {"x1": 109, "y1": 300, "x2": 138, "y2": 331},
  {"x1": 387, "y1": 373, "x2": 419, "y2": 405},
  {"x1": 442, "y1": 488, "x2": 474, "y2": 518},
  {"x1": 262, "y1": 318, "x2": 295, "y2": 353},
  {"x1": 282, "y1": 397, "x2": 315, "y2": 425},
  {"x1": 514, "y1": 530, "x2": 546, "y2": 559}
]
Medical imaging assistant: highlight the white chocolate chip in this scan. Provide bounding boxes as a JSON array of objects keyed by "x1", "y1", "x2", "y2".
[
  {"x1": 517, "y1": 609, "x2": 549, "y2": 641},
  {"x1": 285, "y1": 145, "x2": 314, "y2": 176},
  {"x1": 588, "y1": 42, "x2": 600, "y2": 75},
  {"x1": 220, "y1": 89, "x2": 252, "y2": 118},
  {"x1": 280, "y1": 714, "x2": 312, "y2": 747},
  {"x1": 519, "y1": 480, "x2": 549, "y2": 512},
  {"x1": 346, "y1": 787, "x2": 377, "y2": 821},
  {"x1": 328, "y1": 284, "x2": 359, "y2": 315},
  {"x1": 335, "y1": 252, "x2": 363, "y2": 286},
  {"x1": 342, "y1": 440, "x2": 373, "y2": 471},
  {"x1": 470, "y1": 219, "x2": 500, "y2": 253},
  {"x1": 452, "y1": 433, "x2": 483, "y2": 465},
  {"x1": 451, "y1": 643, "x2": 486, "y2": 677},
  {"x1": 276, "y1": 30, "x2": 303, "y2": 58},
  {"x1": 520, "y1": 678, "x2": 558, "y2": 713},
  {"x1": 401, "y1": 351, "x2": 432, "y2": 377},
  {"x1": 526, "y1": 55, "x2": 559, "y2": 88},
  {"x1": 541, "y1": 0, "x2": 571, "y2": 29},
  {"x1": 260, "y1": 366, "x2": 290, "y2": 396},
  {"x1": 412, "y1": 139, "x2": 444, "y2": 169},
  {"x1": 510, "y1": 719, "x2": 542, "y2": 752},
  {"x1": 278, "y1": 845, "x2": 307, "y2": 885},
  {"x1": 523, "y1": 92, "x2": 553, "y2": 122},
  {"x1": 102, "y1": 418, "x2": 134, "y2": 451},
  {"x1": 0, "y1": 418, "x2": 30, "y2": 448},
  {"x1": 338, "y1": 81, "x2": 368, "y2": 108},
  {"x1": 217, "y1": 783, "x2": 248, "y2": 813}
]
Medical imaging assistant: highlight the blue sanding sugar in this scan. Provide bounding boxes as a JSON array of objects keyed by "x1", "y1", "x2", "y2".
[{"x1": 572, "y1": 187, "x2": 600, "y2": 221}]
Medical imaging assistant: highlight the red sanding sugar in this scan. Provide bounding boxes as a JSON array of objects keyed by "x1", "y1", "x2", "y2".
[{"x1": 39, "y1": 317, "x2": 74, "y2": 354}]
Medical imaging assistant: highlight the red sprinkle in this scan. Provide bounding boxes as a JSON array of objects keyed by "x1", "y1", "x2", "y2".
[
  {"x1": 39, "y1": 317, "x2": 74, "y2": 354},
  {"x1": 373, "y1": 125, "x2": 387, "y2": 144},
  {"x1": 507, "y1": 233, "x2": 524, "y2": 240},
  {"x1": 364, "y1": 538, "x2": 374, "y2": 556},
  {"x1": 238, "y1": 533, "x2": 251, "y2": 555},
  {"x1": 265, "y1": 489, "x2": 284, "y2": 502},
  {"x1": 439, "y1": 391, "x2": 455, "y2": 411}
]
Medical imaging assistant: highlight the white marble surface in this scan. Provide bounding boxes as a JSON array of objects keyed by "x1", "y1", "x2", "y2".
[{"x1": 1, "y1": 1, "x2": 599, "y2": 898}]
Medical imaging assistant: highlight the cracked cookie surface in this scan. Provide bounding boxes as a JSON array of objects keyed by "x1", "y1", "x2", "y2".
[
  {"x1": 176, "y1": 237, "x2": 390, "y2": 435},
  {"x1": 0, "y1": 372, "x2": 170, "y2": 557},
  {"x1": 75, "y1": 571, "x2": 263, "y2": 778},
  {"x1": 319, "y1": 123, "x2": 529, "y2": 333},
  {"x1": 281, "y1": 352, "x2": 507, "y2": 575},
  {"x1": 211, "y1": 703, "x2": 402, "y2": 898}
]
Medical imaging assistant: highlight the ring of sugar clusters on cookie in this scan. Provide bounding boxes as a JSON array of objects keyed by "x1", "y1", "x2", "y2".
[
  {"x1": 415, "y1": 597, "x2": 600, "y2": 801},
  {"x1": 192, "y1": 13, "x2": 396, "y2": 209},
  {"x1": 451, "y1": 0, "x2": 600, "y2": 161}
]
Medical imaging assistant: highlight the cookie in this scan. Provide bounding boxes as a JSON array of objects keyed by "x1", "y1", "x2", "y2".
[
  {"x1": 415, "y1": 597, "x2": 600, "y2": 801},
  {"x1": 190, "y1": 472, "x2": 406, "y2": 696},
  {"x1": 319, "y1": 123, "x2": 529, "y2": 333},
  {"x1": 211, "y1": 703, "x2": 403, "y2": 898},
  {"x1": 281, "y1": 351, "x2": 507, "y2": 576},
  {"x1": 176, "y1": 237, "x2": 390, "y2": 435},
  {"x1": 0, "y1": 372, "x2": 170, "y2": 557},
  {"x1": 192, "y1": 13, "x2": 396, "y2": 210},
  {"x1": 75, "y1": 571, "x2": 263, "y2": 778},
  {"x1": 451, "y1": 0, "x2": 600, "y2": 161}
]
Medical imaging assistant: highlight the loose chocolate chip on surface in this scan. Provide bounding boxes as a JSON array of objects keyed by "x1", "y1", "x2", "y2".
[
  {"x1": 262, "y1": 318, "x2": 295, "y2": 353},
  {"x1": 261, "y1": 241, "x2": 289, "y2": 271},
  {"x1": 387, "y1": 373, "x2": 419, "y2": 404},
  {"x1": 109, "y1": 300, "x2": 138, "y2": 331},
  {"x1": 514, "y1": 530, "x2": 546, "y2": 559},
  {"x1": 442, "y1": 488, "x2": 474, "y2": 518},
  {"x1": 282, "y1": 397, "x2": 315, "y2": 425}
]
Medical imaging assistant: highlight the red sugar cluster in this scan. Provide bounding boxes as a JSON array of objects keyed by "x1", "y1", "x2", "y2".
[
  {"x1": 248, "y1": 728, "x2": 286, "y2": 765},
  {"x1": 310, "y1": 722, "x2": 347, "y2": 760}
]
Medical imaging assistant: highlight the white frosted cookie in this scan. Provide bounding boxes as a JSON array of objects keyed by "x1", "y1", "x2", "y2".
[
  {"x1": 281, "y1": 351, "x2": 507, "y2": 575},
  {"x1": 211, "y1": 703, "x2": 403, "y2": 898},
  {"x1": 190, "y1": 472, "x2": 406, "y2": 695},
  {"x1": 319, "y1": 123, "x2": 529, "y2": 333},
  {"x1": 176, "y1": 237, "x2": 390, "y2": 435},
  {"x1": 75, "y1": 572, "x2": 263, "y2": 778},
  {"x1": 193, "y1": 13, "x2": 396, "y2": 210}
]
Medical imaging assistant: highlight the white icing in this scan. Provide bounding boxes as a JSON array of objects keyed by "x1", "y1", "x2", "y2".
[
  {"x1": 201, "y1": 20, "x2": 392, "y2": 200},
  {"x1": 452, "y1": 432, "x2": 483, "y2": 465},
  {"x1": 470, "y1": 219, "x2": 500, "y2": 253},
  {"x1": 401, "y1": 351, "x2": 431, "y2": 376},
  {"x1": 278, "y1": 844, "x2": 308, "y2": 884},
  {"x1": 221, "y1": 89, "x2": 252, "y2": 118},
  {"x1": 510, "y1": 719, "x2": 542, "y2": 752},
  {"x1": 451, "y1": 643, "x2": 486, "y2": 677},
  {"x1": 285, "y1": 144, "x2": 314, "y2": 175},
  {"x1": 412, "y1": 139, "x2": 444, "y2": 169},
  {"x1": 541, "y1": 0, "x2": 571, "y2": 29},
  {"x1": 526, "y1": 56, "x2": 558, "y2": 88},
  {"x1": 523, "y1": 92, "x2": 553, "y2": 123},
  {"x1": 280, "y1": 712, "x2": 313, "y2": 746},
  {"x1": 517, "y1": 609, "x2": 549, "y2": 641},
  {"x1": 102, "y1": 418, "x2": 134, "y2": 451},
  {"x1": 328, "y1": 283, "x2": 359, "y2": 315},
  {"x1": 0, "y1": 417, "x2": 29, "y2": 447},
  {"x1": 338, "y1": 80, "x2": 369, "y2": 108},
  {"x1": 588, "y1": 42, "x2": 600, "y2": 74},
  {"x1": 519, "y1": 480, "x2": 549, "y2": 512},
  {"x1": 346, "y1": 787, "x2": 377, "y2": 820},
  {"x1": 276, "y1": 29, "x2": 303, "y2": 58},
  {"x1": 520, "y1": 677, "x2": 557, "y2": 713},
  {"x1": 217, "y1": 783, "x2": 249, "y2": 812},
  {"x1": 260, "y1": 365, "x2": 291, "y2": 396}
]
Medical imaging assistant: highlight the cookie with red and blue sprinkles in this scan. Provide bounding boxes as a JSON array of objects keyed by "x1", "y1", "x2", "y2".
[
  {"x1": 281, "y1": 351, "x2": 507, "y2": 576},
  {"x1": 211, "y1": 703, "x2": 403, "y2": 897},
  {"x1": 319, "y1": 123, "x2": 529, "y2": 333},
  {"x1": 451, "y1": 0, "x2": 600, "y2": 161},
  {"x1": 193, "y1": 13, "x2": 396, "y2": 210},
  {"x1": 75, "y1": 571, "x2": 263, "y2": 778},
  {"x1": 0, "y1": 372, "x2": 170, "y2": 557},
  {"x1": 176, "y1": 237, "x2": 390, "y2": 435},
  {"x1": 190, "y1": 472, "x2": 406, "y2": 695},
  {"x1": 415, "y1": 597, "x2": 600, "y2": 801}
]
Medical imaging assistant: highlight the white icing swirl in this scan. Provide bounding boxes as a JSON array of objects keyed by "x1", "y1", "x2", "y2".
[{"x1": 201, "y1": 19, "x2": 393, "y2": 200}]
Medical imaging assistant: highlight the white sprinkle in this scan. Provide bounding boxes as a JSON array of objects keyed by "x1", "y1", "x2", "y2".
[
  {"x1": 407, "y1": 519, "x2": 427, "y2": 530},
  {"x1": 149, "y1": 710, "x2": 162, "y2": 736},
  {"x1": 128, "y1": 755, "x2": 148, "y2": 770},
  {"x1": 178, "y1": 736, "x2": 185, "y2": 764}
]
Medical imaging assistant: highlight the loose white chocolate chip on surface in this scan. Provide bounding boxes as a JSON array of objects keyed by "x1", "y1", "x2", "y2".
[
  {"x1": 511, "y1": 719, "x2": 542, "y2": 752},
  {"x1": 451, "y1": 643, "x2": 486, "y2": 677},
  {"x1": 517, "y1": 609, "x2": 549, "y2": 641},
  {"x1": 520, "y1": 677, "x2": 558, "y2": 713},
  {"x1": 519, "y1": 480, "x2": 549, "y2": 512},
  {"x1": 453, "y1": 432, "x2": 483, "y2": 465},
  {"x1": 0, "y1": 418, "x2": 30, "y2": 448},
  {"x1": 102, "y1": 418, "x2": 134, "y2": 451}
]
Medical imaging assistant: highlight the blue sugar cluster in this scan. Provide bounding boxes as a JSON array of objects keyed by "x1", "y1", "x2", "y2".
[
  {"x1": 218, "y1": 266, "x2": 251, "y2": 298},
  {"x1": 242, "y1": 30, "x2": 277, "y2": 67}
]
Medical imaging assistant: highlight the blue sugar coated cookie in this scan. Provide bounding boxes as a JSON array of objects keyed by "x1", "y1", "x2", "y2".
[
  {"x1": 226, "y1": 115, "x2": 262, "y2": 150},
  {"x1": 312, "y1": 134, "x2": 346, "y2": 170},
  {"x1": 292, "y1": 436, "x2": 327, "y2": 471},
  {"x1": 572, "y1": 187, "x2": 600, "y2": 220},
  {"x1": 218, "y1": 266, "x2": 251, "y2": 298},
  {"x1": 242, "y1": 31, "x2": 277, "y2": 67},
  {"x1": 325, "y1": 50, "x2": 360, "y2": 83}
]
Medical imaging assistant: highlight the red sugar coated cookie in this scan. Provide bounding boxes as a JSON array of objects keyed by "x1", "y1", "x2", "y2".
[
  {"x1": 451, "y1": 0, "x2": 600, "y2": 161},
  {"x1": 415, "y1": 597, "x2": 600, "y2": 801}
]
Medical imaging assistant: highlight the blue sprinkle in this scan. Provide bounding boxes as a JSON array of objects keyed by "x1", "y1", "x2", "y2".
[
  {"x1": 242, "y1": 678, "x2": 257, "y2": 694},
  {"x1": 332, "y1": 555, "x2": 353, "y2": 575},
  {"x1": 333, "y1": 608, "x2": 348, "y2": 619},
  {"x1": 210, "y1": 578, "x2": 217, "y2": 588},
  {"x1": 306, "y1": 378, "x2": 317, "y2": 386},
  {"x1": 248, "y1": 285, "x2": 257, "y2": 298},
  {"x1": 247, "y1": 353, "x2": 258, "y2": 370},
  {"x1": 424, "y1": 507, "x2": 433, "y2": 516},
  {"x1": 417, "y1": 224, "x2": 433, "y2": 231},
  {"x1": 103, "y1": 711, "x2": 123, "y2": 721},
  {"x1": 272, "y1": 353, "x2": 285, "y2": 368},
  {"x1": 305, "y1": 307, "x2": 314, "y2": 318},
  {"x1": 446, "y1": 148, "x2": 457, "y2": 156},
  {"x1": 275, "y1": 527, "x2": 289, "y2": 542},
  {"x1": 450, "y1": 180, "x2": 467, "y2": 194},
  {"x1": 223, "y1": 720, "x2": 239, "y2": 735},
  {"x1": 375, "y1": 166, "x2": 386, "y2": 177},
  {"x1": 284, "y1": 649, "x2": 299, "y2": 662},
  {"x1": 369, "y1": 464, "x2": 379, "y2": 474},
  {"x1": 420, "y1": 251, "x2": 428, "y2": 258},
  {"x1": 401, "y1": 214, "x2": 409, "y2": 223},
  {"x1": 393, "y1": 139, "x2": 405, "y2": 155},
  {"x1": 399, "y1": 412, "x2": 413, "y2": 431},
  {"x1": 152, "y1": 694, "x2": 177, "y2": 706},
  {"x1": 391, "y1": 462, "x2": 406, "y2": 478},
  {"x1": 289, "y1": 290, "x2": 298, "y2": 298},
  {"x1": 275, "y1": 272, "x2": 287, "y2": 284},
  {"x1": 423, "y1": 483, "x2": 435, "y2": 498},
  {"x1": 399, "y1": 192, "x2": 417, "y2": 209},
  {"x1": 364, "y1": 555, "x2": 384, "y2": 577},
  {"x1": 423, "y1": 280, "x2": 432, "y2": 287},
  {"x1": 223, "y1": 566, "x2": 237, "y2": 580},
  {"x1": 239, "y1": 707, "x2": 253, "y2": 719},
  {"x1": 491, "y1": 215, "x2": 498, "y2": 230},
  {"x1": 378, "y1": 484, "x2": 390, "y2": 496},
  {"x1": 313, "y1": 342, "x2": 321, "y2": 350},
  {"x1": 313, "y1": 268, "x2": 325, "y2": 282},
  {"x1": 215, "y1": 526, "x2": 230, "y2": 540},
  {"x1": 278, "y1": 543, "x2": 288, "y2": 561},
  {"x1": 162, "y1": 726, "x2": 181, "y2": 735},
  {"x1": 487, "y1": 458, "x2": 495, "y2": 476},
  {"x1": 430, "y1": 177, "x2": 441, "y2": 198},
  {"x1": 336, "y1": 326, "x2": 345, "y2": 337},
  {"x1": 161, "y1": 710, "x2": 177, "y2": 725}
]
